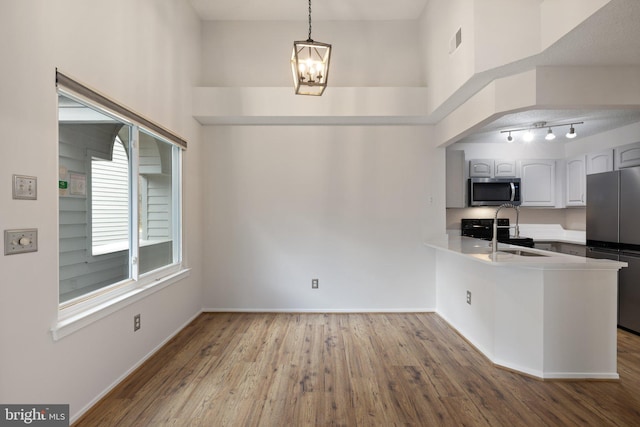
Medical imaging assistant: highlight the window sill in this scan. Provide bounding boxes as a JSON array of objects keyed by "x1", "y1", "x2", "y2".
[{"x1": 51, "y1": 268, "x2": 191, "y2": 341}]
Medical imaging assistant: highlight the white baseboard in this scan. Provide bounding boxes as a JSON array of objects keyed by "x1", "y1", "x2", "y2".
[{"x1": 202, "y1": 307, "x2": 436, "y2": 313}]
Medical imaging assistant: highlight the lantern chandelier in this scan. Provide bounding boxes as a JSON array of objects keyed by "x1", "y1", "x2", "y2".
[
  {"x1": 290, "y1": 0, "x2": 332, "y2": 96},
  {"x1": 500, "y1": 121, "x2": 584, "y2": 143}
]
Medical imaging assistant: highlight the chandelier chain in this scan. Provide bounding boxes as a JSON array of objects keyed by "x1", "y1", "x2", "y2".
[{"x1": 308, "y1": 0, "x2": 313, "y2": 41}]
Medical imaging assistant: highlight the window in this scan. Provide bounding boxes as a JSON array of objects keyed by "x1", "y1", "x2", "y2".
[{"x1": 57, "y1": 74, "x2": 185, "y2": 310}]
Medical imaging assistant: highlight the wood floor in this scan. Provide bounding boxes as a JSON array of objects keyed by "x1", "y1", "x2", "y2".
[{"x1": 74, "y1": 312, "x2": 640, "y2": 426}]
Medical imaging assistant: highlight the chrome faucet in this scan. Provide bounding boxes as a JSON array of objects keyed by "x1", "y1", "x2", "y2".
[{"x1": 492, "y1": 203, "x2": 520, "y2": 254}]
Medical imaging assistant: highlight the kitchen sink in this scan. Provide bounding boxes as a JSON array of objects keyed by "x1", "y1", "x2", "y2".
[{"x1": 499, "y1": 249, "x2": 550, "y2": 257}]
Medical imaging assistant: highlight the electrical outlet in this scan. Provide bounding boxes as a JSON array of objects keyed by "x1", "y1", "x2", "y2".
[
  {"x1": 134, "y1": 314, "x2": 141, "y2": 331},
  {"x1": 466, "y1": 290, "x2": 472, "y2": 305},
  {"x1": 312, "y1": 279, "x2": 319, "y2": 289}
]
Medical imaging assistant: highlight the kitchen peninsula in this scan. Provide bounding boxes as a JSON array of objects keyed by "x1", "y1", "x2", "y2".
[{"x1": 426, "y1": 235, "x2": 626, "y2": 380}]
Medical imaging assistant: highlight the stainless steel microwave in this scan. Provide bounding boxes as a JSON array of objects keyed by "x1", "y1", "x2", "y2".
[{"x1": 468, "y1": 177, "x2": 521, "y2": 206}]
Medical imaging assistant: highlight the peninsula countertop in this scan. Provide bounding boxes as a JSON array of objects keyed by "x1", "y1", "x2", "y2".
[
  {"x1": 426, "y1": 234, "x2": 624, "y2": 379},
  {"x1": 425, "y1": 235, "x2": 626, "y2": 270}
]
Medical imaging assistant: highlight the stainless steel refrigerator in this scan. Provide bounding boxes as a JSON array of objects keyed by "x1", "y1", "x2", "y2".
[{"x1": 587, "y1": 167, "x2": 640, "y2": 335}]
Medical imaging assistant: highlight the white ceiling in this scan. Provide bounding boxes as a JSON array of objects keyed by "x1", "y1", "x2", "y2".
[
  {"x1": 188, "y1": 0, "x2": 429, "y2": 21},
  {"x1": 189, "y1": 0, "x2": 640, "y2": 143}
]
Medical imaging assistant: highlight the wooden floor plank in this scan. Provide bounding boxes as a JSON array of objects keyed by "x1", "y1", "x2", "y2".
[{"x1": 74, "y1": 313, "x2": 640, "y2": 426}]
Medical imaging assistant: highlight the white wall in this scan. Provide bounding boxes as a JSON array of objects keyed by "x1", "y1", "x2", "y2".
[
  {"x1": 420, "y1": 0, "x2": 475, "y2": 113},
  {"x1": 202, "y1": 20, "x2": 424, "y2": 87},
  {"x1": 420, "y1": 0, "x2": 543, "y2": 114},
  {"x1": 474, "y1": 0, "x2": 541, "y2": 73},
  {"x1": 540, "y1": 0, "x2": 611, "y2": 50},
  {"x1": 0, "y1": 0, "x2": 203, "y2": 422},
  {"x1": 199, "y1": 17, "x2": 442, "y2": 312},
  {"x1": 202, "y1": 126, "x2": 441, "y2": 311}
]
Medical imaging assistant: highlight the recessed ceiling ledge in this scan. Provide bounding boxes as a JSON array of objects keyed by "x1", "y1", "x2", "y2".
[{"x1": 193, "y1": 87, "x2": 431, "y2": 125}]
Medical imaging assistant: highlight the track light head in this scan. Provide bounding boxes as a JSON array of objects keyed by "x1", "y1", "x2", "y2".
[
  {"x1": 523, "y1": 130, "x2": 534, "y2": 142},
  {"x1": 566, "y1": 125, "x2": 577, "y2": 139},
  {"x1": 506, "y1": 132, "x2": 513, "y2": 142},
  {"x1": 545, "y1": 128, "x2": 556, "y2": 141}
]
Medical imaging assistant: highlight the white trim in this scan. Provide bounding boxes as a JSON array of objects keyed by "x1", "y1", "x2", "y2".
[
  {"x1": 538, "y1": 372, "x2": 620, "y2": 380},
  {"x1": 202, "y1": 307, "x2": 436, "y2": 313},
  {"x1": 52, "y1": 268, "x2": 191, "y2": 341},
  {"x1": 130, "y1": 128, "x2": 140, "y2": 280},
  {"x1": 69, "y1": 308, "x2": 202, "y2": 424}
]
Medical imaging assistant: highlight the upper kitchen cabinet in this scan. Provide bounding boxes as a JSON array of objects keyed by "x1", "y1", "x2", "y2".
[
  {"x1": 469, "y1": 159, "x2": 516, "y2": 178},
  {"x1": 566, "y1": 155, "x2": 586, "y2": 206},
  {"x1": 586, "y1": 149, "x2": 614, "y2": 175},
  {"x1": 615, "y1": 142, "x2": 640, "y2": 169},
  {"x1": 517, "y1": 160, "x2": 556, "y2": 207},
  {"x1": 469, "y1": 159, "x2": 493, "y2": 177},
  {"x1": 494, "y1": 160, "x2": 517, "y2": 177}
]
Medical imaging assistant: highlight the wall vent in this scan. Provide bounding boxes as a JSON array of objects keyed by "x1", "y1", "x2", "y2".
[{"x1": 449, "y1": 27, "x2": 462, "y2": 54}]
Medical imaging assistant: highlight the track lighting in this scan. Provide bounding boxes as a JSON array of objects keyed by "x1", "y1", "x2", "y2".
[{"x1": 500, "y1": 121, "x2": 583, "y2": 142}]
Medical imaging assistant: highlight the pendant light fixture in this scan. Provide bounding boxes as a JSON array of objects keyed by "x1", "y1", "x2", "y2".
[{"x1": 290, "y1": 0, "x2": 332, "y2": 96}]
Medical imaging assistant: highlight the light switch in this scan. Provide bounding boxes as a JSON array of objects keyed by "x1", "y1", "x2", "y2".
[
  {"x1": 13, "y1": 175, "x2": 37, "y2": 200},
  {"x1": 4, "y1": 229, "x2": 38, "y2": 255}
]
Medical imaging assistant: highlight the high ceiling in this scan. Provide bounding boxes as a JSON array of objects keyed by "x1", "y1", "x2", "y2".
[
  {"x1": 189, "y1": 0, "x2": 640, "y2": 143},
  {"x1": 188, "y1": 0, "x2": 429, "y2": 21}
]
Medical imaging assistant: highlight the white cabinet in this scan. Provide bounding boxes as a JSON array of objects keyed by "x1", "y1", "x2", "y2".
[
  {"x1": 469, "y1": 159, "x2": 494, "y2": 177},
  {"x1": 586, "y1": 149, "x2": 614, "y2": 175},
  {"x1": 446, "y1": 150, "x2": 466, "y2": 208},
  {"x1": 615, "y1": 142, "x2": 640, "y2": 169},
  {"x1": 517, "y1": 160, "x2": 556, "y2": 207},
  {"x1": 566, "y1": 155, "x2": 586, "y2": 206},
  {"x1": 469, "y1": 159, "x2": 516, "y2": 178},
  {"x1": 494, "y1": 160, "x2": 517, "y2": 177}
]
